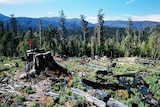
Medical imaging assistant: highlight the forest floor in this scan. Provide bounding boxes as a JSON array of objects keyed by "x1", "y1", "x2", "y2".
[{"x1": 0, "y1": 56, "x2": 160, "y2": 107}]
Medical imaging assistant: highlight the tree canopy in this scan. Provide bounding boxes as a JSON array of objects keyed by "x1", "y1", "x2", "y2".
[{"x1": 0, "y1": 11, "x2": 160, "y2": 59}]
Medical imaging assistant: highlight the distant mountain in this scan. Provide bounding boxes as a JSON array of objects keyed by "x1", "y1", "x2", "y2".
[
  {"x1": 0, "y1": 13, "x2": 160, "y2": 29},
  {"x1": 104, "y1": 20, "x2": 160, "y2": 29},
  {"x1": 0, "y1": 14, "x2": 9, "y2": 21}
]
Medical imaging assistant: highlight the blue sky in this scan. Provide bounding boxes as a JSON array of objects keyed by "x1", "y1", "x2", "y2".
[{"x1": 0, "y1": 0, "x2": 160, "y2": 23}]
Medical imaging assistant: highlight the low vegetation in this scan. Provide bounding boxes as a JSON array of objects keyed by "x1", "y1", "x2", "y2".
[{"x1": 1, "y1": 56, "x2": 159, "y2": 107}]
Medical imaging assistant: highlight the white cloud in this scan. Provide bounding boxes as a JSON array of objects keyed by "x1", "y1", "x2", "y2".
[
  {"x1": 123, "y1": 14, "x2": 160, "y2": 22},
  {"x1": 86, "y1": 16, "x2": 112, "y2": 23},
  {"x1": 0, "y1": 0, "x2": 43, "y2": 4},
  {"x1": 85, "y1": 15, "x2": 160, "y2": 23},
  {"x1": 86, "y1": 16, "x2": 97, "y2": 23},
  {"x1": 126, "y1": 0, "x2": 135, "y2": 5}
]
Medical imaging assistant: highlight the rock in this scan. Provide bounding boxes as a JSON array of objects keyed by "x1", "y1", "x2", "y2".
[
  {"x1": 0, "y1": 75, "x2": 10, "y2": 83},
  {"x1": 0, "y1": 76, "x2": 4, "y2": 82},
  {"x1": 11, "y1": 103, "x2": 26, "y2": 107},
  {"x1": 13, "y1": 83, "x2": 21, "y2": 88},
  {"x1": 26, "y1": 96, "x2": 35, "y2": 101},
  {"x1": 1, "y1": 77, "x2": 9, "y2": 83}
]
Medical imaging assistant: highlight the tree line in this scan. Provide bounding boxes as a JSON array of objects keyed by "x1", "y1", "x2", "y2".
[{"x1": 0, "y1": 9, "x2": 160, "y2": 59}]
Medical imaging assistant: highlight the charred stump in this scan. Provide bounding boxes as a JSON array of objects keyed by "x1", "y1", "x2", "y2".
[{"x1": 22, "y1": 49, "x2": 72, "y2": 80}]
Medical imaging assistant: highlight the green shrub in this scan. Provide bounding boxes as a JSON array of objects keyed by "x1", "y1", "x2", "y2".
[
  {"x1": 59, "y1": 95, "x2": 67, "y2": 105},
  {"x1": 29, "y1": 101, "x2": 39, "y2": 107},
  {"x1": 13, "y1": 95, "x2": 25, "y2": 103},
  {"x1": 46, "y1": 101, "x2": 54, "y2": 107}
]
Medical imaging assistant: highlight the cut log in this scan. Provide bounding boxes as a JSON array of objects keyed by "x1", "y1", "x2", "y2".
[
  {"x1": 135, "y1": 58, "x2": 155, "y2": 66},
  {"x1": 71, "y1": 88, "x2": 106, "y2": 107},
  {"x1": 133, "y1": 75, "x2": 159, "y2": 106},
  {"x1": 96, "y1": 70, "x2": 113, "y2": 76},
  {"x1": 107, "y1": 98, "x2": 127, "y2": 107},
  {"x1": 82, "y1": 78, "x2": 126, "y2": 91},
  {"x1": 71, "y1": 88, "x2": 127, "y2": 107}
]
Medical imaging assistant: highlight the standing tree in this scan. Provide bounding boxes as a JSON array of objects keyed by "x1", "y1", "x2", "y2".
[
  {"x1": 73, "y1": 35, "x2": 82, "y2": 57},
  {"x1": 94, "y1": 9, "x2": 104, "y2": 56},
  {"x1": 10, "y1": 14, "x2": 17, "y2": 34},
  {"x1": 0, "y1": 21, "x2": 4, "y2": 33},
  {"x1": 138, "y1": 29, "x2": 143, "y2": 45},
  {"x1": 80, "y1": 15, "x2": 88, "y2": 42},
  {"x1": 0, "y1": 21, "x2": 4, "y2": 55},
  {"x1": 6, "y1": 21, "x2": 9, "y2": 31},
  {"x1": 115, "y1": 29, "x2": 120, "y2": 43},
  {"x1": 148, "y1": 31, "x2": 160, "y2": 59},
  {"x1": 9, "y1": 14, "x2": 18, "y2": 56},
  {"x1": 131, "y1": 30, "x2": 140, "y2": 56},
  {"x1": 91, "y1": 36, "x2": 95, "y2": 58},
  {"x1": 59, "y1": 10, "x2": 67, "y2": 54},
  {"x1": 138, "y1": 29, "x2": 144, "y2": 57},
  {"x1": 49, "y1": 25, "x2": 59, "y2": 54},
  {"x1": 38, "y1": 19, "x2": 42, "y2": 49},
  {"x1": 111, "y1": 29, "x2": 121, "y2": 57},
  {"x1": 80, "y1": 14, "x2": 88, "y2": 55},
  {"x1": 124, "y1": 18, "x2": 132, "y2": 57}
]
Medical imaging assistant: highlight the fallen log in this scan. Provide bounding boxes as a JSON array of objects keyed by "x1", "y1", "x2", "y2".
[
  {"x1": 107, "y1": 98, "x2": 128, "y2": 107},
  {"x1": 0, "y1": 88, "x2": 21, "y2": 95},
  {"x1": 85, "y1": 63, "x2": 107, "y2": 71},
  {"x1": 133, "y1": 75, "x2": 159, "y2": 106},
  {"x1": 44, "y1": 91, "x2": 60, "y2": 100},
  {"x1": 96, "y1": 70, "x2": 113, "y2": 76},
  {"x1": 135, "y1": 58, "x2": 156, "y2": 66},
  {"x1": 82, "y1": 78, "x2": 126, "y2": 91},
  {"x1": 113, "y1": 73, "x2": 135, "y2": 77},
  {"x1": 71, "y1": 88, "x2": 106, "y2": 107},
  {"x1": 71, "y1": 88, "x2": 127, "y2": 107}
]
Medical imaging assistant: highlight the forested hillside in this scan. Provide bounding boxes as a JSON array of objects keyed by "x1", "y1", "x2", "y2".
[{"x1": 0, "y1": 10, "x2": 160, "y2": 59}]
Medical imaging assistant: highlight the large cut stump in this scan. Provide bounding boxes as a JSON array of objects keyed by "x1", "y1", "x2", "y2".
[{"x1": 22, "y1": 49, "x2": 72, "y2": 80}]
